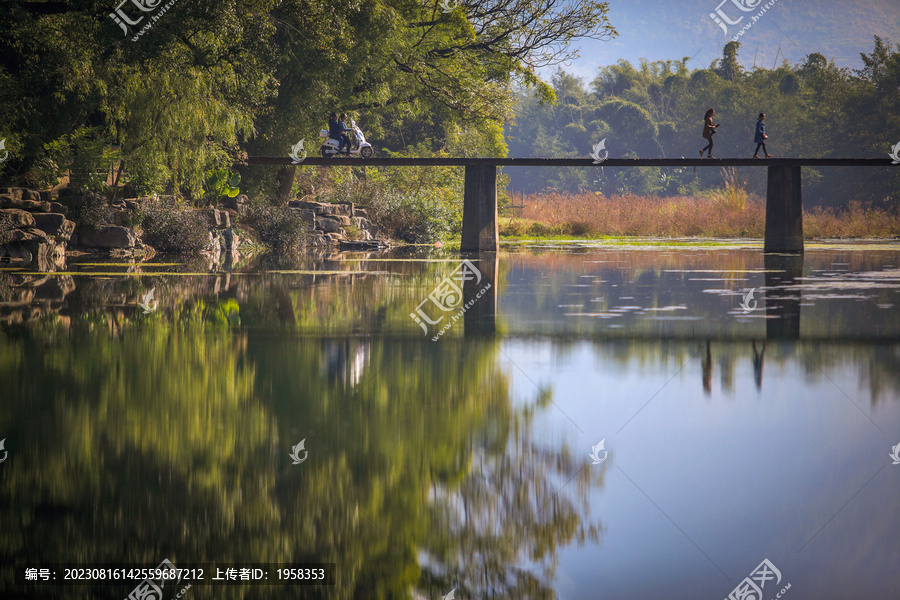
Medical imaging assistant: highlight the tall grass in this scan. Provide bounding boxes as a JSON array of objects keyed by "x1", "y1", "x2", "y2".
[
  {"x1": 502, "y1": 193, "x2": 900, "y2": 239},
  {"x1": 707, "y1": 167, "x2": 750, "y2": 211},
  {"x1": 505, "y1": 192, "x2": 764, "y2": 237}
]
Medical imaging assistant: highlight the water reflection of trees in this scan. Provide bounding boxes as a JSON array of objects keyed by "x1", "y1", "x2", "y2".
[
  {"x1": 577, "y1": 338, "x2": 900, "y2": 406},
  {"x1": 0, "y1": 306, "x2": 602, "y2": 599}
]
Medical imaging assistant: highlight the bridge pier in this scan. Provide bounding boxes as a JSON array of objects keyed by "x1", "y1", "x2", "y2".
[
  {"x1": 464, "y1": 253, "x2": 498, "y2": 337},
  {"x1": 764, "y1": 165, "x2": 804, "y2": 253},
  {"x1": 764, "y1": 253, "x2": 803, "y2": 340},
  {"x1": 461, "y1": 165, "x2": 499, "y2": 252}
]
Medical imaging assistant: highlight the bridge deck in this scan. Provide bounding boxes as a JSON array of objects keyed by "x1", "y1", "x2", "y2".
[
  {"x1": 241, "y1": 156, "x2": 895, "y2": 253},
  {"x1": 245, "y1": 157, "x2": 893, "y2": 167}
]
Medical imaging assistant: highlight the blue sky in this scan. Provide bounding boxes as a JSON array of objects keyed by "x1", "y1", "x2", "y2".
[{"x1": 540, "y1": 0, "x2": 900, "y2": 85}]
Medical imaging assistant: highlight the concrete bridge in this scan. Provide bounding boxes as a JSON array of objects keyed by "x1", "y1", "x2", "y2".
[{"x1": 245, "y1": 157, "x2": 894, "y2": 253}]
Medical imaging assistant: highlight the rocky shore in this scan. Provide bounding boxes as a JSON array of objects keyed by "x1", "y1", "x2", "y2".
[
  {"x1": 0, "y1": 187, "x2": 388, "y2": 270},
  {"x1": 285, "y1": 198, "x2": 385, "y2": 249}
]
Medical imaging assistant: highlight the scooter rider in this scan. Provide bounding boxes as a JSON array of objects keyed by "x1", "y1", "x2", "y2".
[
  {"x1": 338, "y1": 113, "x2": 353, "y2": 155},
  {"x1": 328, "y1": 113, "x2": 350, "y2": 155}
]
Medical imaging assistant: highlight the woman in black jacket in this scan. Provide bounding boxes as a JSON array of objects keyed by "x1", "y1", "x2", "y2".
[{"x1": 699, "y1": 108, "x2": 720, "y2": 158}]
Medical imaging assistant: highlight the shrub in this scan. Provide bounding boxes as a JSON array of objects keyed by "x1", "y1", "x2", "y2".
[
  {"x1": 367, "y1": 188, "x2": 452, "y2": 243},
  {"x1": 71, "y1": 193, "x2": 113, "y2": 227},
  {"x1": 242, "y1": 204, "x2": 312, "y2": 254},
  {"x1": 0, "y1": 212, "x2": 15, "y2": 245},
  {"x1": 320, "y1": 175, "x2": 462, "y2": 242},
  {"x1": 343, "y1": 224, "x2": 363, "y2": 240},
  {"x1": 138, "y1": 201, "x2": 210, "y2": 253}
]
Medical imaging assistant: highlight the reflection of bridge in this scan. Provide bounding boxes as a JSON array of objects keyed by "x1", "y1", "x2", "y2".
[
  {"x1": 426, "y1": 253, "x2": 898, "y2": 343},
  {"x1": 246, "y1": 157, "x2": 893, "y2": 252}
]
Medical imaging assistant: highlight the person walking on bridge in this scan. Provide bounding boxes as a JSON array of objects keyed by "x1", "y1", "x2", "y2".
[
  {"x1": 753, "y1": 113, "x2": 772, "y2": 158},
  {"x1": 699, "y1": 108, "x2": 720, "y2": 158}
]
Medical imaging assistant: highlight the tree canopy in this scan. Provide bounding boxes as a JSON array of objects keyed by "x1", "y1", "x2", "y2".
[
  {"x1": 506, "y1": 37, "x2": 900, "y2": 206},
  {"x1": 0, "y1": 0, "x2": 616, "y2": 201}
]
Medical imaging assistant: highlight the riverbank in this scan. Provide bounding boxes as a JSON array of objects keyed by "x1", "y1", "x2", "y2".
[{"x1": 0, "y1": 187, "x2": 389, "y2": 271}]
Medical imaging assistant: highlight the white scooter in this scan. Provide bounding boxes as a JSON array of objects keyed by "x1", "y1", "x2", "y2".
[{"x1": 319, "y1": 119, "x2": 374, "y2": 158}]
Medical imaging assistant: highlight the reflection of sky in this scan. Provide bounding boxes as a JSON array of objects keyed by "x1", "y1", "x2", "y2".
[
  {"x1": 502, "y1": 340, "x2": 900, "y2": 599},
  {"x1": 499, "y1": 247, "x2": 900, "y2": 340}
]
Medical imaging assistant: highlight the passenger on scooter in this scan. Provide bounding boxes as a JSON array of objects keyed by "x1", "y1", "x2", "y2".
[
  {"x1": 328, "y1": 112, "x2": 350, "y2": 155},
  {"x1": 338, "y1": 113, "x2": 353, "y2": 155}
]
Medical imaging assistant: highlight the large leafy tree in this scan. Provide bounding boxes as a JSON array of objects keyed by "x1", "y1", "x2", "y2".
[{"x1": 0, "y1": 0, "x2": 616, "y2": 202}]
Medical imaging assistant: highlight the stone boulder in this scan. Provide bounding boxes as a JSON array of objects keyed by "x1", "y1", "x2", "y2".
[
  {"x1": 0, "y1": 229, "x2": 65, "y2": 269},
  {"x1": 0, "y1": 196, "x2": 52, "y2": 213},
  {"x1": 316, "y1": 217, "x2": 342, "y2": 233},
  {"x1": 207, "y1": 208, "x2": 231, "y2": 230},
  {"x1": 6, "y1": 227, "x2": 48, "y2": 243},
  {"x1": 288, "y1": 200, "x2": 337, "y2": 216},
  {"x1": 223, "y1": 193, "x2": 249, "y2": 217},
  {"x1": 288, "y1": 207, "x2": 316, "y2": 222},
  {"x1": 0, "y1": 208, "x2": 36, "y2": 228},
  {"x1": 77, "y1": 225, "x2": 137, "y2": 249},
  {"x1": 32, "y1": 213, "x2": 76, "y2": 240},
  {"x1": 334, "y1": 202, "x2": 353, "y2": 216},
  {"x1": 1, "y1": 188, "x2": 41, "y2": 202}
]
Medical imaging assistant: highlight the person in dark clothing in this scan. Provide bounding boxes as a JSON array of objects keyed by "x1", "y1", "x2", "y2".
[
  {"x1": 699, "y1": 108, "x2": 720, "y2": 158},
  {"x1": 752, "y1": 341, "x2": 766, "y2": 390},
  {"x1": 338, "y1": 113, "x2": 352, "y2": 155},
  {"x1": 753, "y1": 113, "x2": 772, "y2": 158},
  {"x1": 327, "y1": 112, "x2": 350, "y2": 155},
  {"x1": 328, "y1": 112, "x2": 342, "y2": 141}
]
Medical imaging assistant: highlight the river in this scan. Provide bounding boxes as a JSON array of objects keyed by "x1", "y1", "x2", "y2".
[{"x1": 1, "y1": 240, "x2": 898, "y2": 599}]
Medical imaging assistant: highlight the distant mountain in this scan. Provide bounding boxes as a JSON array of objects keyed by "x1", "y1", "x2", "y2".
[{"x1": 547, "y1": 0, "x2": 900, "y2": 82}]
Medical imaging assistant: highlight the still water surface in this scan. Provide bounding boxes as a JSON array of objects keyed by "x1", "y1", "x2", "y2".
[{"x1": 1, "y1": 242, "x2": 899, "y2": 599}]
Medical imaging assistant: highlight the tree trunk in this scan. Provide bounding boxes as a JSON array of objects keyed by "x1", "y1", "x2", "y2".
[{"x1": 276, "y1": 166, "x2": 295, "y2": 204}]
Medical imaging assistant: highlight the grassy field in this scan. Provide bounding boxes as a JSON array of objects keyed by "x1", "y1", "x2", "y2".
[{"x1": 499, "y1": 192, "x2": 900, "y2": 240}]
